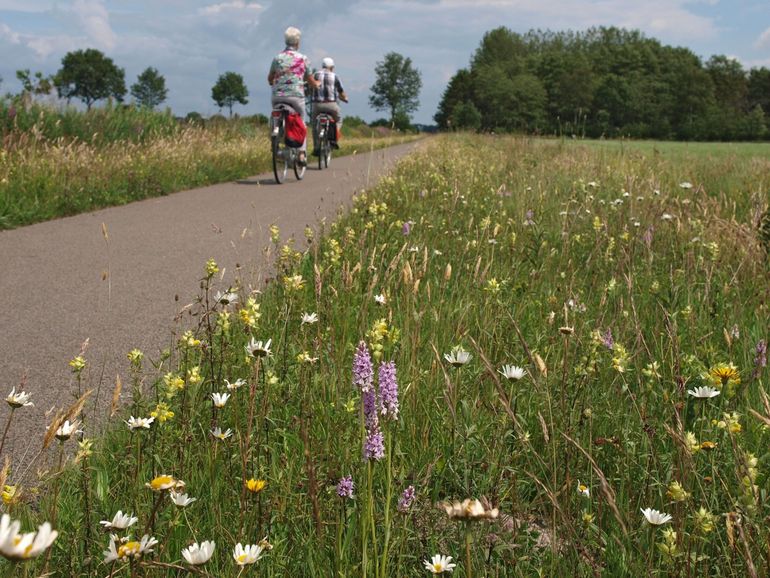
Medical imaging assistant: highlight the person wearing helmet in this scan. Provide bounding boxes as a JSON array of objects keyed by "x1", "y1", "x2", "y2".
[
  {"x1": 268, "y1": 26, "x2": 320, "y2": 165},
  {"x1": 311, "y1": 56, "x2": 348, "y2": 156}
]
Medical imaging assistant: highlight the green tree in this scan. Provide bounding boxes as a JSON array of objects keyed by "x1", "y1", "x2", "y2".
[
  {"x1": 434, "y1": 69, "x2": 473, "y2": 129},
  {"x1": 211, "y1": 72, "x2": 249, "y2": 117},
  {"x1": 16, "y1": 69, "x2": 54, "y2": 96},
  {"x1": 748, "y1": 67, "x2": 770, "y2": 114},
  {"x1": 130, "y1": 67, "x2": 168, "y2": 109},
  {"x1": 54, "y1": 48, "x2": 126, "y2": 109},
  {"x1": 451, "y1": 101, "x2": 481, "y2": 130},
  {"x1": 369, "y1": 52, "x2": 422, "y2": 124}
]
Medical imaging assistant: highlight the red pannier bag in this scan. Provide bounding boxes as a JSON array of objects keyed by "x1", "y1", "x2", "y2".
[{"x1": 285, "y1": 113, "x2": 307, "y2": 148}]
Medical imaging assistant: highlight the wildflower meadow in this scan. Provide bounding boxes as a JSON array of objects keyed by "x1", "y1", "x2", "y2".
[{"x1": 2, "y1": 134, "x2": 770, "y2": 576}]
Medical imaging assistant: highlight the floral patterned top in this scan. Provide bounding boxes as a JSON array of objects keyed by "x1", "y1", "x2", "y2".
[{"x1": 269, "y1": 48, "x2": 310, "y2": 99}]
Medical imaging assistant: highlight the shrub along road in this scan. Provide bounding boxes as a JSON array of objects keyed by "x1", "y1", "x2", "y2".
[{"x1": 0, "y1": 140, "x2": 423, "y2": 471}]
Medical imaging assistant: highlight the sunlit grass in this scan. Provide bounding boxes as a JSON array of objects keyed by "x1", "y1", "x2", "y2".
[
  {"x1": 0, "y1": 114, "x2": 418, "y2": 229},
  {"x1": 2, "y1": 134, "x2": 769, "y2": 576}
]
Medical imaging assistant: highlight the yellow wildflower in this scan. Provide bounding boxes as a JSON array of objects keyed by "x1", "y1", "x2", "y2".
[
  {"x1": 246, "y1": 479, "x2": 267, "y2": 494},
  {"x1": 150, "y1": 403, "x2": 174, "y2": 424},
  {"x1": 666, "y1": 481, "x2": 689, "y2": 502},
  {"x1": 127, "y1": 349, "x2": 144, "y2": 366},
  {"x1": 187, "y1": 366, "x2": 202, "y2": 386},
  {"x1": 205, "y1": 258, "x2": 219, "y2": 278},
  {"x1": 69, "y1": 356, "x2": 86, "y2": 374},
  {"x1": 2, "y1": 485, "x2": 18, "y2": 505}
]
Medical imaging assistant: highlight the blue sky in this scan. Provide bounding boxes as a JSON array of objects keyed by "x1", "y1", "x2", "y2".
[{"x1": 0, "y1": 0, "x2": 768, "y2": 124}]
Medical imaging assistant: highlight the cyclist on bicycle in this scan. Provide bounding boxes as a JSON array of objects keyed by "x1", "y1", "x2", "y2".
[
  {"x1": 311, "y1": 57, "x2": 348, "y2": 156},
  {"x1": 268, "y1": 26, "x2": 319, "y2": 166}
]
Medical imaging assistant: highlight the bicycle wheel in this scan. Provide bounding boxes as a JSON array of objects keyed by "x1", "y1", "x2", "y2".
[
  {"x1": 322, "y1": 135, "x2": 331, "y2": 169},
  {"x1": 293, "y1": 150, "x2": 306, "y2": 180},
  {"x1": 272, "y1": 136, "x2": 288, "y2": 184}
]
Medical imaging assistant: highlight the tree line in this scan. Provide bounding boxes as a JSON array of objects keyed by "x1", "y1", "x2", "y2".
[
  {"x1": 435, "y1": 26, "x2": 770, "y2": 140},
  {"x1": 7, "y1": 48, "x2": 250, "y2": 116}
]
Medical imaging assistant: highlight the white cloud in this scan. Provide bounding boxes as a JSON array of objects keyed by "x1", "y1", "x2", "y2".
[
  {"x1": 200, "y1": 1, "x2": 263, "y2": 16},
  {"x1": 756, "y1": 27, "x2": 770, "y2": 50},
  {"x1": 71, "y1": 0, "x2": 117, "y2": 51},
  {"x1": 0, "y1": 21, "x2": 21, "y2": 43}
]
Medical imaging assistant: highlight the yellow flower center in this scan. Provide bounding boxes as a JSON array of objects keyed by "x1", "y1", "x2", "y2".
[
  {"x1": 434, "y1": 563, "x2": 443, "y2": 571},
  {"x1": 118, "y1": 541, "x2": 141, "y2": 559},
  {"x1": 237, "y1": 553, "x2": 248, "y2": 563},
  {"x1": 150, "y1": 475, "x2": 174, "y2": 490}
]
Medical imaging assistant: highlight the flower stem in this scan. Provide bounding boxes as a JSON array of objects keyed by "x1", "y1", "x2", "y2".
[
  {"x1": 465, "y1": 524, "x2": 473, "y2": 578},
  {"x1": 0, "y1": 408, "x2": 15, "y2": 457}
]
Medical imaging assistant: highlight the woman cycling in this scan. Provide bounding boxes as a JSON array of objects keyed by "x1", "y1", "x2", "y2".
[{"x1": 267, "y1": 26, "x2": 319, "y2": 166}]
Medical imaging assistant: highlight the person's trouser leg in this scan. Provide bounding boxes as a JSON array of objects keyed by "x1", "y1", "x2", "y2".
[{"x1": 311, "y1": 108, "x2": 320, "y2": 155}]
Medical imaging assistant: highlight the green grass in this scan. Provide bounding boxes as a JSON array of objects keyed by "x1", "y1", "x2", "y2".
[
  {"x1": 2, "y1": 134, "x2": 770, "y2": 576},
  {"x1": 574, "y1": 138, "x2": 770, "y2": 161},
  {"x1": 0, "y1": 103, "x2": 419, "y2": 230}
]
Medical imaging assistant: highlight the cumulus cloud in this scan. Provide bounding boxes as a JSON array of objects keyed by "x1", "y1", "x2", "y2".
[
  {"x1": 756, "y1": 27, "x2": 770, "y2": 50},
  {"x1": 71, "y1": 0, "x2": 117, "y2": 50},
  {"x1": 0, "y1": 21, "x2": 21, "y2": 43},
  {"x1": 200, "y1": 1, "x2": 264, "y2": 16}
]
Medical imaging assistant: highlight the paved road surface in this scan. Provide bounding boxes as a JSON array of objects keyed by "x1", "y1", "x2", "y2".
[{"x1": 0, "y1": 140, "x2": 421, "y2": 472}]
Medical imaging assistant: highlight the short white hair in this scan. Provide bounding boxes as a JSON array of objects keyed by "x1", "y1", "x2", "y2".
[{"x1": 284, "y1": 26, "x2": 301, "y2": 47}]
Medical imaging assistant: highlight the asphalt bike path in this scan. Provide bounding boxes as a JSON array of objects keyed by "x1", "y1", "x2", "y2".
[{"x1": 0, "y1": 140, "x2": 423, "y2": 470}]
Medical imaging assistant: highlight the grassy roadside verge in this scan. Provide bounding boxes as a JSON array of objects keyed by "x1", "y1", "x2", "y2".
[
  {"x1": 2, "y1": 134, "x2": 769, "y2": 576},
  {"x1": 0, "y1": 124, "x2": 420, "y2": 230}
]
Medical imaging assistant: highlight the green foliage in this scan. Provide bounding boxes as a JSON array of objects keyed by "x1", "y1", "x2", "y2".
[
  {"x1": 436, "y1": 26, "x2": 770, "y2": 140},
  {"x1": 450, "y1": 101, "x2": 481, "y2": 130},
  {"x1": 54, "y1": 48, "x2": 126, "y2": 109},
  {"x1": 16, "y1": 69, "x2": 54, "y2": 96},
  {"x1": 211, "y1": 71, "x2": 249, "y2": 117},
  {"x1": 12, "y1": 135, "x2": 770, "y2": 575},
  {"x1": 369, "y1": 52, "x2": 422, "y2": 124},
  {"x1": 130, "y1": 67, "x2": 168, "y2": 109}
]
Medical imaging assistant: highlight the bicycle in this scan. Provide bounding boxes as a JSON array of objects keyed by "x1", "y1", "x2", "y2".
[
  {"x1": 270, "y1": 104, "x2": 306, "y2": 184},
  {"x1": 314, "y1": 113, "x2": 334, "y2": 170}
]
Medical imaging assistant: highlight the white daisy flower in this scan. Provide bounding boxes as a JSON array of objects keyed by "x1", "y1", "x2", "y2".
[
  {"x1": 641, "y1": 508, "x2": 672, "y2": 525},
  {"x1": 5, "y1": 388, "x2": 33, "y2": 409},
  {"x1": 211, "y1": 427, "x2": 233, "y2": 441},
  {"x1": 424, "y1": 554, "x2": 457, "y2": 574},
  {"x1": 444, "y1": 348, "x2": 471, "y2": 367},
  {"x1": 687, "y1": 386, "x2": 720, "y2": 399},
  {"x1": 99, "y1": 511, "x2": 138, "y2": 530},
  {"x1": 169, "y1": 490, "x2": 197, "y2": 508},
  {"x1": 103, "y1": 534, "x2": 158, "y2": 562},
  {"x1": 182, "y1": 540, "x2": 215, "y2": 565},
  {"x1": 225, "y1": 378, "x2": 246, "y2": 391},
  {"x1": 55, "y1": 420, "x2": 81, "y2": 441},
  {"x1": 233, "y1": 543, "x2": 264, "y2": 565},
  {"x1": 577, "y1": 481, "x2": 590, "y2": 498},
  {"x1": 214, "y1": 290, "x2": 238, "y2": 306},
  {"x1": 211, "y1": 392, "x2": 231, "y2": 408},
  {"x1": 245, "y1": 338, "x2": 272, "y2": 358},
  {"x1": 374, "y1": 294, "x2": 387, "y2": 305},
  {"x1": 0, "y1": 514, "x2": 58, "y2": 561},
  {"x1": 125, "y1": 416, "x2": 155, "y2": 430},
  {"x1": 301, "y1": 312, "x2": 319, "y2": 325},
  {"x1": 499, "y1": 365, "x2": 526, "y2": 381}
]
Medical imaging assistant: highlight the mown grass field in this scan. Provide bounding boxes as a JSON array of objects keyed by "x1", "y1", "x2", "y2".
[
  {"x1": 2, "y1": 134, "x2": 770, "y2": 577},
  {"x1": 0, "y1": 104, "x2": 418, "y2": 230}
]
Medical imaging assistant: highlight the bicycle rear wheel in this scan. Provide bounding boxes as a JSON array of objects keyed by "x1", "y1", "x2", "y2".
[
  {"x1": 272, "y1": 136, "x2": 288, "y2": 184},
  {"x1": 322, "y1": 136, "x2": 331, "y2": 169},
  {"x1": 293, "y1": 150, "x2": 306, "y2": 180}
]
